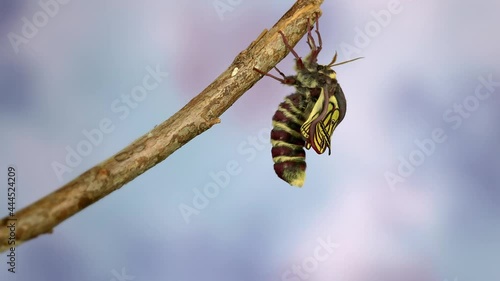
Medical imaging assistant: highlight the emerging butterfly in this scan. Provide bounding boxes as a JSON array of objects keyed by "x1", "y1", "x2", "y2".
[{"x1": 254, "y1": 13, "x2": 361, "y2": 187}]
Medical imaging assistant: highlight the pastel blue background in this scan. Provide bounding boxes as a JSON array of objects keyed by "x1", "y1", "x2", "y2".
[{"x1": 1, "y1": 0, "x2": 499, "y2": 280}]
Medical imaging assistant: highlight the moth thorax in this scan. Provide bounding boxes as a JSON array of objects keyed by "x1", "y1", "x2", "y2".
[{"x1": 296, "y1": 70, "x2": 337, "y2": 89}]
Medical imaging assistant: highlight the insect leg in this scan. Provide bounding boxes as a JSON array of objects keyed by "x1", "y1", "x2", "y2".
[
  {"x1": 314, "y1": 12, "x2": 323, "y2": 52},
  {"x1": 253, "y1": 67, "x2": 296, "y2": 85},
  {"x1": 308, "y1": 85, "x2": 334, "y2": 153},
  {"x1": 307, "y1": 13, "x2": 323, "y2": 64},
  {"x1": 273, "y1": 67, "x2": 289, "y2": 80},
  {"x1": 277, "y1": 31, "x2": 305, "y2": 69},
  {"x1": 253, "y1": 67, "x2": 286, "y2": 83},
  {"x1": 306, "y1": 17, "x2": 317, "y2": 51}
]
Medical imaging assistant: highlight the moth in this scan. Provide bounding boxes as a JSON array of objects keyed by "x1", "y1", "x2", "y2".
[{"x1": 254, "y1": 14, "x2": 361, "y2": 187}]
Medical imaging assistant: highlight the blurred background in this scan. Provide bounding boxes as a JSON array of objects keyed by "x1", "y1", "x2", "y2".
[{"x1": 0, "y1": 0, "x2": 499, "y2": 280}]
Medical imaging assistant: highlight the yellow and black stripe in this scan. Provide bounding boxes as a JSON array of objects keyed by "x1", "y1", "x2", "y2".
[{"x1": 270, "y1": 92, "x2": 311, "y2": 187}]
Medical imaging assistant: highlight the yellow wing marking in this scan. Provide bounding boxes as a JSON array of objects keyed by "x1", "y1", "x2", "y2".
[
  {"x1": 300, "y1": 88, "x2": 325, "y2": 140},
  {"x1": 300, "y1": 86, "x2": 341, "y2": 155}
]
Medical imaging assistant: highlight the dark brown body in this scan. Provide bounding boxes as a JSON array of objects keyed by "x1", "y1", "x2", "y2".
[{"x1": 270, "y1": 92, "x2": 313, "y2": 187}]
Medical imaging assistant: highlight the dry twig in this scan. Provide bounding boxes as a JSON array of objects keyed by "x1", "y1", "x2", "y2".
[{"x1": 0, "y1": 0, "x2": 324, "y2": 252}]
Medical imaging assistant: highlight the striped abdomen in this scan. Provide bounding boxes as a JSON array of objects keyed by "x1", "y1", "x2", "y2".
[{"x1": 270, "y1": 92, "x2": 310, "y2": 187}]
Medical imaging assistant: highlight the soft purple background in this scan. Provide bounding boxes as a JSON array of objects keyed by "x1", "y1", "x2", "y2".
[{"x1": 1, "y1": 0, "x2": 499, "y2": 280}]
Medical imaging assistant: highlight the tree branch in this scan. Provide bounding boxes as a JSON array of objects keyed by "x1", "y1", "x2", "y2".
[{"x1": 0, "y1": 0, "x2": 324, "y2": 252}]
